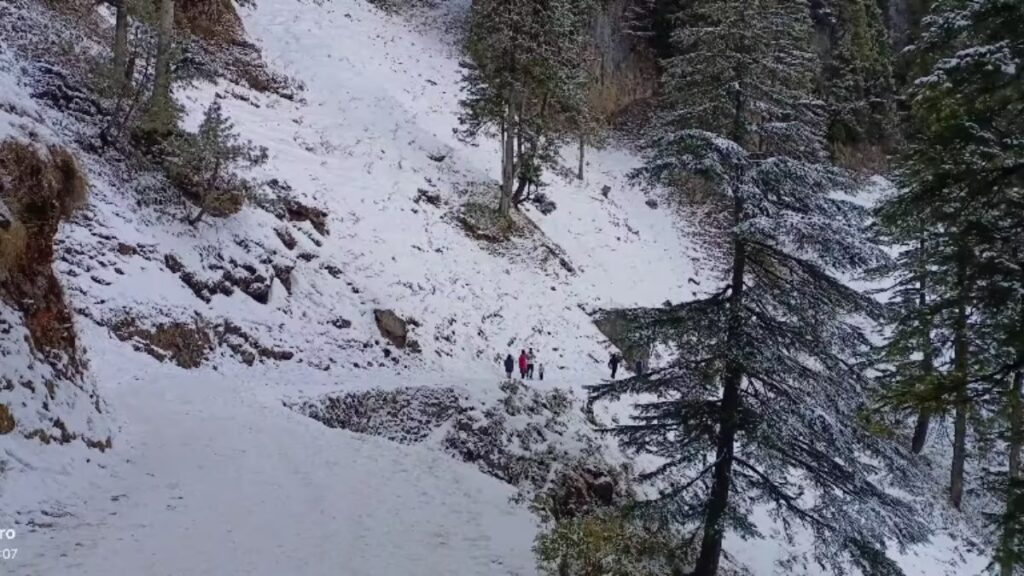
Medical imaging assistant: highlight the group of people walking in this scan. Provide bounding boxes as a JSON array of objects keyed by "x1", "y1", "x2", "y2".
[
  {"x1": 504, "y1": 349, "x2": 544, "y2": 380},
  {"x1": 501, "y1": 349, "x2": 645, "y2": 381}
]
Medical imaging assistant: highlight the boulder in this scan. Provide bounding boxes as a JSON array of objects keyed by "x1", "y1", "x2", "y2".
[{"x1": 374, "y1": 309, "x2": 408, "y2": 348}]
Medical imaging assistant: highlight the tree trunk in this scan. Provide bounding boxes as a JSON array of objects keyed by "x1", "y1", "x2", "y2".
[
  {"x1": 912, "y1": 267, "x2": 935, "y2": 454},
  {"x1": 693, "y1": 197, "x2": 746, "y2": 576},
  {"x1": 498, "y1": 98, "x2": 516, "y2": 218},
  {"x1": 1001, "y1": 370, "x2": 1023, "y2": 576},
  {"x1": 911, "y1": 409, "x2": 931, "y2": 454},
  {"x1": 513, "y1": 175, "x2": 528, "y2": 204},
  {"x1": 577, "y1": 134, "x2": 585, "y2": 180},
  {"x1": 149, "y1": 0, "x2": 174, "y2": 121},
  {"x1": 950, "y1": 245, "x2": 970, "y2": 509},
  {"x1": 113, "y1": 0, "x2": 130, "y2": 86}
]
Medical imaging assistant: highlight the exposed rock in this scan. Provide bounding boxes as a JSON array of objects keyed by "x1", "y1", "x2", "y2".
[
  {"x1": 323, "y1": 263, "x2": 343, "y2": 278},
  {"x1": 289, "y1": 380, "x2": 624, "y2": 504},
  {"x1": 1, "y1": 141, "x2": 88, "y2": 379},
  {"x1": 109, "y1": 316, "x2": 215, "y2": 369},
  {"x1": 0, "y1": 141, "x2": 108, "y2": 450},
  {"x1": 215, "y1": 320, "x2": 294, "y2": 365},
  {"x1": 645, "y1": 198, "x2": 658, "y2": 209},
  {"x1": 414, "y1": 188, "x2": 442, "y2": 207},
  {"x1": 600, "y1": 185, "x2": 611, "y2": 198},
  {"x1": 28, "y1": 63, "x2": 102, "y2": 120},
  {"x1": 330, "y1": 316, "x2": 352, "y2": 330},
  {"x1": 529, "y1": 192, "x2": 557, "y2": 215},
  {"x1": 289, "y1": 386, "x2": 466, "y2": 444},
  {"x1": 274, "y1": 226, "x2": 297, "y2": 250},
  {"x1": 254, "y1": 188, "x2": 329, "y2": 236},
  {"x1": 222, "y1": 261, "x2": 271, "y2": 304},
  {"x1": 586, "y1": 0, "x2": 658, "y2": 119},
  {"x1": 374, "y1": 308, "x2": 408, "y2": 348},
  {"x1": 164, "y1": 253, "x2": 185, "y2": 273},
  {"x1": 272, "y1": 263, "x2": 294, "y2": 294}
]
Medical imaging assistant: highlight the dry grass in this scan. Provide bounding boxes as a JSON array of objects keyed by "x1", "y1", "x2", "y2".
[
  {"x1": 0, "y1": 140, "x2": 87, "y2": 274},
  {"x1": 177, "y1": 0, "x2": 246, "y2": 46},
  {"x1": 0, "y1": 219, "x2": 28, "y2": 278},
  {"x1": 0, "y1": 140, "x2": 88, "y2": 225},
  {"x1": 834, "y1": 140, "x2": 891, "y2": 175}
]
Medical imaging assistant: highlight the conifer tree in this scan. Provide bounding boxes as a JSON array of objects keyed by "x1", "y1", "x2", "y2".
[
  {"x1": 880, "y1": 0, "x2": 1024, "y2": 521},
  {"x1": 824, "y1": 0, "x2": 895, "y2": 157},
  {"x1": 112, "y1": 0, "x2": 130, "y2": 87},
  {"x1": 166, "y1": 100, "x2": 267, "y2": 225},
  {"x1": 590, "y1": 1, "x2": 927, "y2": 574},
  {"x1": 145, "y1": 0, "x2": 176, "y2": 132},
  {"x1": 458, "y1": 0, "x2": 595, "y2": 218}
]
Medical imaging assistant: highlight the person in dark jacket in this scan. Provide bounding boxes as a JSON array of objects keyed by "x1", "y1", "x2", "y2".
[
  {"x1": 518, "y1": 350, "x2": 529, "y2": 379},
  {"x1": 504, "y1": 354, "x2": 515, "y2": 379},
  {"x1": 634, "y1": 358, "x2": 644, "y2": 376},
  {"x1": 608, "y1": 352, "x2": 620, "y2": 379}
]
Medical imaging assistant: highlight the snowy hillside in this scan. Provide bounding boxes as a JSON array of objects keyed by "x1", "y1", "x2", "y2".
[{"x1": 0, "y1": 0, "x2": 989, "y2": 574}]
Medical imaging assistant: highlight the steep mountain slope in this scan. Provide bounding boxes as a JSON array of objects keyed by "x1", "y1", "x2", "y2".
[
  {"x1": 0, "y1": 0, "x2": 988, "y2": 574},
  {"x1": 1, "y1": 0, "x2": 695, "y2": 573}
]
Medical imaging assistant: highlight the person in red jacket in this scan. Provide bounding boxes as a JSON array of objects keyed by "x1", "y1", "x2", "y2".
[{"x1": 518, "y1": 350, "x2": 528, "y2": 379}]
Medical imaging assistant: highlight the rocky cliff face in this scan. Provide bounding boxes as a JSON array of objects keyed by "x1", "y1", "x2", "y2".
[{"x1": 586, "y1": 0, "x2": 658, "y2": 120}]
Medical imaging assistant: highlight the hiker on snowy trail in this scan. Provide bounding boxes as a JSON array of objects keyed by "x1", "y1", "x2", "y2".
[
  {"x1": 634, "y1": 358, "x2": 644, "y2": 376},
  {"x1": 519, "y1": 350, "x2": 528, "y2": 379},
  {"x1": 609, "y1": 352, "x2": 620, "y2": 379},
  {"x1": 504, "y1": 354, "x2": 514, "y2": 379},
  {"x1": 538, "y1": 363, "x2": 545, "y2": 381},
  {"x1": 527, "y1": 348, "x2": 536, "y2": 379}
]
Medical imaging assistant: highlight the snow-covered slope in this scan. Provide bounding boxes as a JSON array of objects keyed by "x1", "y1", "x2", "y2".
[
  {"x1": 0, "y1": 0, "x2": 987, "y2": 574},
  {"x1": 1, "y1": 0, "x2": 695, "y2": 573}
]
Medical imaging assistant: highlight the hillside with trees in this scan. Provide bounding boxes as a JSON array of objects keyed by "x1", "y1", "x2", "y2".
[{"x1": 0, "y1": 0, "x2": 1020, "y2": 575}]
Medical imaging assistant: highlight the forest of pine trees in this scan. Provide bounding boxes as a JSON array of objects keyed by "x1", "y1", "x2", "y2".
[{"x1": 450, "y1": 0, "x2": 1024, "y2": 574}]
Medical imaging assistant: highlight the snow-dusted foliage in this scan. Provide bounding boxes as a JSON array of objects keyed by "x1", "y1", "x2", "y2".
[
  {"x1": 592, "y1": 0, "x2": 929, "y2": 573},
  {"x1": 876, "y1": 0, "x2": 1024, "y2": 570},
  {"x1": 458, "y1": 0, "x2": 595, "y2": 215}
]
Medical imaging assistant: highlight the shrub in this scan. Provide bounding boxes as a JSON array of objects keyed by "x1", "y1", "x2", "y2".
[
  {"x1": 534, "y1": 508, "x2": 687, "y2": 576},
  {"x1": 165, "y1": 100, "x2": 267, "y2": 225}
]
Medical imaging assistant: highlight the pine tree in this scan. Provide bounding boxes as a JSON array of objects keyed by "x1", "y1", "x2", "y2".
[
  {"x1": 166, "y1": 100, "x2": 267, "y2": 225},
  {"x1": 112, "y1": 0, "x2": 130, "y2": 87},
  {"x1": 145, "y1": 0, "x2": 176, "y2": 132},
  {"x1": 590, "y1": 1, "x2": 927, "y2": 574},
  {"x1": 458, "y1": 0, "x2": 595, "y2": 218},
  {"x1": 868, "y1": 228, "x2": 940, "y2": 456},
  {"x1": 881, "y1": 0, "x2": 1024, "y2": 520},
  {"x1": 823, "y1": 0, "x2": 895, "y2": 158}
]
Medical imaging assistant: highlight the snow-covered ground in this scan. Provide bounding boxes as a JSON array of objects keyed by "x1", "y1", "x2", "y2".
[{"x1": 0, "y1": 0, "x2": 989, "y2": 574}]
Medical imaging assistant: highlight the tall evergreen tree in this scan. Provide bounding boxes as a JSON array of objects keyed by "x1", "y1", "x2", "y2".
[
  {"x1": 823, "y1": 0, "x2": 895, "y2": 157},
  {"x1": 145, "y1": 0, "x2": 176, "y2": 131},
  {"x1": 458, "y1": 0, "x2": 595, "y2": 218},
  {"x1": 590, "y1": 0, "x2": 927, "y2": 574},
  {"x1": 880, "y1": 0, "x2": 1024, "y2": 519}
]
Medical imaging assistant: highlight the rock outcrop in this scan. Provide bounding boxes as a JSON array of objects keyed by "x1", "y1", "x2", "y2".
[
  {"x1": 373, "y1": 308, "x2": 409, "y2": 348},
  {"x1": 0, "y1": 139, "x2": 110, "y2": 449}
]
